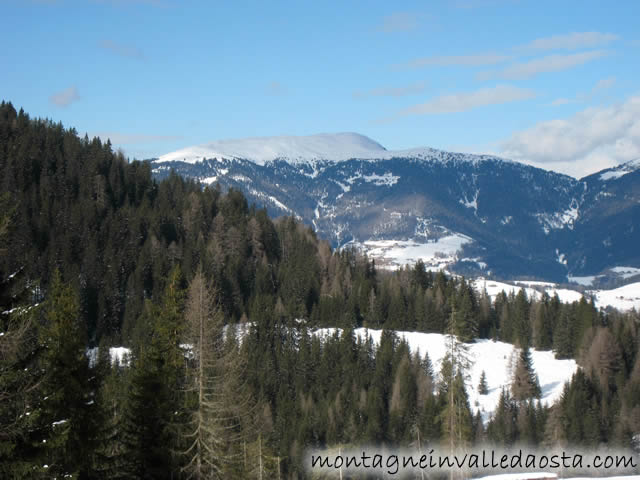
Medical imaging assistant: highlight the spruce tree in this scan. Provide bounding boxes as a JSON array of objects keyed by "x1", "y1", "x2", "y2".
[
  {"x1": 553, "y1": 306, "x2": 574, "y2": 359},
  {"x1": 511, "y1": 346, "x2": 541, "y2": 402},
  {"x1": 487, "y1": 388, "x2": 517, "y2": 446},
  {"x1": 120, "y1": 340, "x2": 174, "y2": 479},
  {"x1": 439, "y1": 304, "x2": 473, "y2": 456},
  {"x1": 35, "y1": 271, "x2": 102, "y2": 478},
  {"x1": 478, "y1": 370, "x2": 489, "y2": 395}
]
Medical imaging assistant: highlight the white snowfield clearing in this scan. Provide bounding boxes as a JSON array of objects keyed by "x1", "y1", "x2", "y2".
[
  {"x1": 591, "y1": 282, "x2": 640, "y2": 311},
  {"x1": 474, "y1": 278, "x2": 583, "y2": 304},
  {"x1": 474, "y1": 278, "x2": 640, "y2": 312},
  {"x1": 314, "y1": 328, "x2": 578, "y2": 422},
  {"x1": 94, "y1": 326, "x2": 577, "y2": 421},
  {"x1": 350, "y1": 234, "x2": 472, "y2": 271}
]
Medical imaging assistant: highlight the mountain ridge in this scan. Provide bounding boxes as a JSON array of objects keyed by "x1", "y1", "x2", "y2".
[
  {"x1": 155, "y1": 132, "x2": 523, "y2": 170},
  {"x1": 151, "y1": 134, "x2": 640, "y2": 282}
]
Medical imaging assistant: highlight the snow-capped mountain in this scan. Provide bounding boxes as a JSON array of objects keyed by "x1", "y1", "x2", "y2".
[
  {"x1": 156, "y1": 132, "x2": 388, "y2": 165},
  {"x1": 151, "y1": 134, "x2": 640, "y2": 283}
]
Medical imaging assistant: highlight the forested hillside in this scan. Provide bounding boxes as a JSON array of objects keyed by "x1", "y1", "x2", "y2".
[{"x1": 1, "y1": 101, "x2": 639, "y2": 478}]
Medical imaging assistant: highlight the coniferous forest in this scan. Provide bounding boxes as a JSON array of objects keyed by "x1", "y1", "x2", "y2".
[{"x1": 2, "y1": 101, "x2": 640, "y2": 478}]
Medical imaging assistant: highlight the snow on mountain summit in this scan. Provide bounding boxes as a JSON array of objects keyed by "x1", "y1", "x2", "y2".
[
  {"x1": 155, "y1": 132, "x2": 513, "y2": 166},
  {"x1": 156, "y1": 132, "x2": 388, "y2": 165},
  {"x1": 599, "y1": 158, "x2": 640, "y2": 181}
]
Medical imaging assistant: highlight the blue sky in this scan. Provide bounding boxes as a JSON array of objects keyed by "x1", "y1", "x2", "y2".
[{"x1": 1, "y1": 0, "x2": 639, "y2": 177}]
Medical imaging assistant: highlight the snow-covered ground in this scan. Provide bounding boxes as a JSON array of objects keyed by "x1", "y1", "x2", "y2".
[
  {"x1": 86, "y1": 346, "x2": 132, "y2": 367},
  {"x1": 610, "y1": 266, "x2": 640, "y2": 280},
  {"x1": 350, "y1": 234, "x2": 472, "y2": 271},
  {"x1": 91, "y1": 326, "x2": 577, "y2": 421},
  {"x1": 473, "y1": 278, "x2": 640, "y2": 312},
  {"x1": 591, "y1": 282, "x2": 640, "y2": 312},
  {"x1": 568, "y1": 267, "x2": 640, "y2": 287},
  {"x1": 598, "y1": 158, "x2": 640, "y2": 181},
  {"x1": 473, "y1": 278, "x2": 584, "y2": 305},
  {"x1": 314, "y1": 328, "x2": 577, "y2": 422}
]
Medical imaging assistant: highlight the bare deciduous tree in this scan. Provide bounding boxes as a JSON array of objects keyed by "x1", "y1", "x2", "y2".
[{"x1": 180, "y1": 269, "x2": 253, "y2": 479}]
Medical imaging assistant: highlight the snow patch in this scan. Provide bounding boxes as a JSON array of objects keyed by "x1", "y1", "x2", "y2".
[
  {"x1": 333, "y1": 180, "x2": 351, "y2": 192},
  {"x1": 475, "y1": 277, "x2": 640, "y2": 312},
  {"x1": 460, "y1": 189, "x2": 479, "y2": 214},
  {"x1": 567, "y1": 275, "x2": 599, "y2": 286},
  {"x1": 349, "y1": 234, "x2": 472, "y2": 271},
  {"x1": 589, "y1": 282, "x2": 640, "y2": 311},
  {"x1": 248, "y1": 188, "x2": 291, "y2": 213},
  {"x1": 361, "y1": 172, "x2": 400, "y2": 186},
  {"x1": 200, "y1": 176, "x2": 217, "y2": 185},
  {"x1": 473, "y1": 278, "x2": 584, "y2": 305},
  {"x1": 610, "y1": 266, "x2": 640, "y2": 279},
  {"x1": 536, "y1": 199, "x2": 579, "y2": 232},
  {"x1": 86, "y1": 346, "x2": 132, "y2": 367},
  {"x1": 599, "y1": 158, "x2": 640, "y2": 181},
  {"x1": 600, "y1": 170, "x2": 627, "y2": 181},
  {"x1": 313, "y1": 328, "x2": 577, "y2": 422}
]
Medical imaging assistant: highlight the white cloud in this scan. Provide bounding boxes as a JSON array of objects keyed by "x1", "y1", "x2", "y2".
[
  {"x1": 353, "y1": 82, "x2": 426, "y2": 98},
  {"x1": 547, "y1": 77, "x2": 616, "y2": 107},
  {"x1": 478, "y1": 50, "x2": 610, "y2": 80},
  {"x1": 397, "y1": 84, "x2": 535, "y2": 116},
  {"x1": 549, "y1": 98, "x2": 572, "y2": 106},
  {"x1": 377, "y1": 12, "x2": 419, "y2": 33},
  {"x1": 99, "y1": 39, "x2": 145, "y2": 60},
  {"x1": 522, "y1": 32, "x2": 619, "y2": 51},
  {"x1": 49, "y1": 86, "x2": 80, "y2": 107},
  {"x1": 501, "y1": 96, "x2": 640, "y2": 178},
  {"x1": 594, "y1": 77, "x2": 616, "y2": 91},
  {"x1": 396, "y1": 53, "x2": 511, "y2": 70}
]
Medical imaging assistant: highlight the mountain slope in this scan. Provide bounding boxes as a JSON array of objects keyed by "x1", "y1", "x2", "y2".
[{"x1": 151, "y1": 134, "x2": 640, "y2": 282}]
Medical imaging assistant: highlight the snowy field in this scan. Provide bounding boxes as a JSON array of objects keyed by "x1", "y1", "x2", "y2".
[
  {"x1": 92, "y1": 326, "x2": 577, "y2": 422},
  {"x1": 351, "y1": 238, "x2": 640, "y2": 312},
  {"x1": 473, "y1": 278, "x2": 640, "y2": 312},
  {"x1": 352, "y1": 235, "x2": 472, "y2": 271},
  {"x1": 314, "y1": 328, "x2": 578, "y2": 422}
]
